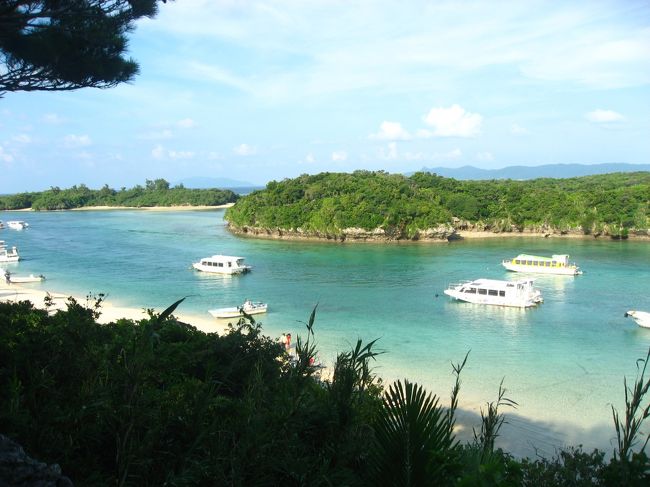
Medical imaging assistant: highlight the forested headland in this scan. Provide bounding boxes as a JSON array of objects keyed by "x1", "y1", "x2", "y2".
[
  {"x1": 0, "y1": 179, "x2": 238, "y2": 210},
  {"x1": 225, "y1": 171, "x2": 650, "y2": 241}
]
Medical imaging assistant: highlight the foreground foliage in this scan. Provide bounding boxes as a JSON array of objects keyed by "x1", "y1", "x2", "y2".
[
  {"x1": 0, "y1": 300, "x2": 649, "y2": 485},
  {"x1": 0, "y1": 179, "x2": 238, "y2": 210},
  {"x1": 0, "y1": 0, "x2": 167, "y2": 96},
  {"x1": 225, "y1": 171, "x2": 650, "y2": 239}
]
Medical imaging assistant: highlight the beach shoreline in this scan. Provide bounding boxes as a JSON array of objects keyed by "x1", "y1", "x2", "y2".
[
  {"x1": 0, "y1": 280, "x2": 230, "y2": 335},
  {"x1": 4, "y1": 203, "x2": 235, "y2": 212}
]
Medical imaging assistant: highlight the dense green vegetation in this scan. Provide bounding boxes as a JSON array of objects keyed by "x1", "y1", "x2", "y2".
[
  {"x1": 0, "y1": 179, "x2": 238, "y2": 210},
  {"x1": 225, "y1": 171, "x2": 650, "y2": 239},
  {"x1": 1, "y1": 299, "x2": 649, "y2": 486}
]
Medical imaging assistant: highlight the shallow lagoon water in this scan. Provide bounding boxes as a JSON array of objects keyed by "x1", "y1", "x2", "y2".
[{"x1": 3, "y1": 208, "x2": 650, "y2": 456}]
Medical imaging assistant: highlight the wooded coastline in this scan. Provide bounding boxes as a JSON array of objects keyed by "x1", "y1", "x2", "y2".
[{"x1": 225, "y1": 171, "x2": 650, "y2": 242}]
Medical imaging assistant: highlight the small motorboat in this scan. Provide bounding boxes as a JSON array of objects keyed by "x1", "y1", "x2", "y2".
[
  {"x1": 624, "y1": 310, "x2": 650, "y2": 329},
  {"x1": 7, "y1": 221, "x2": 29, "y2": 230},
  {"x1": 7, "y1": 274, "x2": 46, "y2": 283},
  {"x1": 208, "y1": 300, "x2": 268, "y2": 319}
]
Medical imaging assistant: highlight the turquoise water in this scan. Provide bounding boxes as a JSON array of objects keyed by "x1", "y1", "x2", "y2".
[{"x1": 2, "y1": 209, "x2": 650, "y2": 456}]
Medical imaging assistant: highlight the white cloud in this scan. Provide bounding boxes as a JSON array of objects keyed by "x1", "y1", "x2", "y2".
[
  {"x1": 585, "y1": 109, "x2": 625, "y2": 123},
  {"x1": 168, "y1": 150, "x2": 195, "y2": 160},
  {"x1": 139, "y1": 129, "x2": 173, "y2": 140},
  {"x1": 422, "y1": 105, "x2": 482, "y2": 137},
  {"x1": 233, "y1": 143, "x2": 256, "y2": 156},
  {"x1": 476, "y1": 151, "x2": 494, "y2": 162},
  {"x1": 300, "y1": 152, "x2": 316, "y2": 164},
  {"x1": 152, "y1": 145, "x2": 166, "y2": 159},
  {"x1": 379, "y1": 142, "x2": 399, "y2": 160},
  {"x1": 42, "y1": 113, "x2": 64, "y2": 124},
  {"x1": 145, "y1": 0, "x2": 650, "y2": 104},
  {"x1": 332, "y1": 150, "x2": 348, "y2": 162},
  {"x1": 429, "y1": 148, "x2": 462, "y2": 161},
  {"x1": 0, "y1": 145, "x2": 14, "y2": 163},
  {"x1": 12, "y1": 134, "x2": 31, "y2": 144},
  {"x1": 511, "y1": 123, "x2": 529, "y2": 135},
  {"x1": 177, "y1": 118, "x2": 197, "y2": 129},
  {"x1": 151, "y1": 145, "x2": 195, "y2": 160},
  {"x1": 63, "y1": 134, "x2": 92, "y2": 148},
  {"x1": 404, "y1": 151, "x2": 425, "y2": 161},
  {"x1": 370, "y1": 121, "x2": 411, "y2": 140}
]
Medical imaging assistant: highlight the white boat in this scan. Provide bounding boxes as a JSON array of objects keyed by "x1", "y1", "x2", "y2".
[
  {"x1": 6, "y1": 274, "x2": 45, "y2": 283},
  {"x1": 192, "y1": 255, "x2": 251, "y2": 275},
  {"x1": 444, "y1": 278, "x2": 543, "y2": 308},
  {"x1": 0, "y1": 240, "x2": 20, "y2": 262},
  {"x1": 624, "y1": 310, "x2": 650, "y2": 329},
  {"x1": 502, "y1": 254, "x2": 582, "y2": 275},
  {"x1": 6, "y1": 220, "x2": 29, "y2": 230},
  {"x1": 208, "y1": 300, "x2": 268, "y2": 319}
]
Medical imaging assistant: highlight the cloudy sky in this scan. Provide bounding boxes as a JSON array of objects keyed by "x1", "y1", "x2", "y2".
[{"x1": 1, "y1": 0, "x2": 649, "y2": 192}]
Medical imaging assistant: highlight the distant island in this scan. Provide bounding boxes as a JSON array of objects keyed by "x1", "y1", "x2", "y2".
[
  {"x1": 225, "y1": 170, "x2": 650, "y2": 241},
  {"x1": 0, "y1": 179, "x2": 239, "y2": 210},
  {"x1": 409, "y1": 162, "x2": 650, "y2": 180}
]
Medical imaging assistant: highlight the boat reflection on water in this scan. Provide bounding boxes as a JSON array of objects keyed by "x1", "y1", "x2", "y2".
[{"x1": 442, "y1": 299, "x2": 531, "y2": 330}]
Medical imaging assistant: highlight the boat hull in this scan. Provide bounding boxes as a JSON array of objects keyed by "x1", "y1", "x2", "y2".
[
  {"x1": 0, "y1": 256, "x2": 20, "y2": 263},
  {"x1": 192, "y1": 263, "x2": 249, "y2": 275},
  {"x1": 444, "y1": 289, "x2": 542, "y2": 308},
  {"x1": 209, "y1": 305, "x2": 268, "y2": 319},
  {"x1": 9, "y1": 275, "x2": 45, "y2": 283},
  {"x1": 625, "y1": 311, "x2": 650, "y2": 329},
  {"x1": 502, "y1": 262, "x2": 581, "y2": 275}
]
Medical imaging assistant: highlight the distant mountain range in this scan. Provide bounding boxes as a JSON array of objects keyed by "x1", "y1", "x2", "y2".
[
  {"x1": 174, "y1": 176, "x2": 256, "y2": 189},
  {"x1": 409, "y1": 163, "x2": 650, "y2": 180}
]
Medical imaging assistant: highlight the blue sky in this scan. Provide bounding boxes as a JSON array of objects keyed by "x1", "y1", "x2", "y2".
[{"x1": 1, "y1": 0, "x2": 649, "y2": 192}]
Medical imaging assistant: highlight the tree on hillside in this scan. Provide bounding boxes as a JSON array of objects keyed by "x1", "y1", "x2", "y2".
[{"x1": 0, "y1": 0, "x2": 168, "y2": 97}]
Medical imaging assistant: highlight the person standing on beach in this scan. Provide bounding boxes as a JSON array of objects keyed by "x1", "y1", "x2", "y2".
[{"x1": 4, "y1": 271, "x2": 10, "y2": 285}]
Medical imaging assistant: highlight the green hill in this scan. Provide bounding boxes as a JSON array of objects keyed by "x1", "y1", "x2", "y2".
[{"x1": 225, "y1": 171, "x2": 650, "y2": 241}]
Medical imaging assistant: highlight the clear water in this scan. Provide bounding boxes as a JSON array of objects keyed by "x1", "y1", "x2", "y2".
[{"x1": 2, "y1": 209, "x2": 650, "y2": 456}]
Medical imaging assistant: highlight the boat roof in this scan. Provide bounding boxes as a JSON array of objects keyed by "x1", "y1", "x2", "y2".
[
  {"x1": 201, "y1": 254, "x2": 246, "y2": 261},
  {"x1": 464, "y1": 278, "x2": 535, "y2": 289},
  {"x1": 513, "y1": 254, "x2": 569, "y2": 261}
]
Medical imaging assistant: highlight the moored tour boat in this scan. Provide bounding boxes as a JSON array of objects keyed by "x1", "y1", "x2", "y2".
[
  {"x1": 208, "y1": 300, "x2": 268, "y2": 319},
  {"x1": 0, "y1": 240, "x2": 20, "y2": 263},
  {"x1": 192, "y1": 255, "x2": 251, "y2": 275},
  {"x1": 444, "y1": 278, "x2": 543, "y2": 308},
  {"x1": 7, "y1": 220, "x2": 29, "y2": 230},
  {"x1": 624, "y1": 310, "x2": 650, "y2": 329},
  {"x1": 502, "y1": 254, "x2": 582, "y2": 275}
]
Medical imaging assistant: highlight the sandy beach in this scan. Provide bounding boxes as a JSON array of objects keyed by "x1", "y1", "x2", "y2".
[{"x1": 0, "y1": 279, "x2": 230, "y2": 335}]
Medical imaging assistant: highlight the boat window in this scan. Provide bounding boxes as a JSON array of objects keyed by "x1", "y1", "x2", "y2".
[
  {"x1": 488, "y1": 289, "x2": 498, "y2": 296},
  {"x1": 464, "y1": 288, "x2": 477, "y2": 294},
  {"x1": 499, "y1": 290, "x2": 505, "y2": 297},
  {"x1": 478, "y1": 288, "x2": 487, "y2": 295},
  {"x1": 218, "y1": 262, "x2": 223, "y2": 267},
  {"x1": 515, "y1": 259, "x2": 521, "y2": 264},
  {"x1": 526, "y1": 260, "x2": 532, "y2": 265}
]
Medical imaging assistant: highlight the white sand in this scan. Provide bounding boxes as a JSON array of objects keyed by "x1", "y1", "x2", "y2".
[{"x1": 0, "y1": 280, "x2": 229, "y2": 334}]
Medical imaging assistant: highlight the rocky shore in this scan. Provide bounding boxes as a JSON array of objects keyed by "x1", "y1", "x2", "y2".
[{"x1": 227, "y1": 221, "x2": 649, "y2": 243}]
